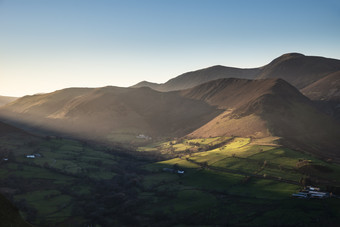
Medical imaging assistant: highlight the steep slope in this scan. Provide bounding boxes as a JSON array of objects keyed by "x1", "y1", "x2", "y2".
[
  {"x1": 0, "y1": 86, "x2": 221, "y2": 142},
  {"x1": 301, "y1": 71, "x2": 340, "y2": 122},
  {"x1": 180, "y1": 78, "x2": 340, "y2": 161},
  {"x1": 132, "y1": 65, "x2": 260, "y2": 91},
  {"x1": 0, "y1": 193, "x2": 32, "y2": 227},
  {"x1": 258, "y1": 53, "x2": 340, "y2": 89},
  {"x1": 0, "y1": 120, "x2": 31, "y2": 136},
  {"x1": 0, "y1": 121, "x2": 37, "y2": 227},
  {"x1": 301, "y1": 71, "x2": 340, "y2": 101},
  {"x1": 0, "y1": 95, "x2": 18, "y2": 107},
  {"x1": 0, "y1": 120, "x2": 39, "y2": 163}
]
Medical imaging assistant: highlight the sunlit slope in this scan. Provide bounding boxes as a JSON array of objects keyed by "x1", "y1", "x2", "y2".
[
  {"x1": 154, "y1": 137, "x2": 340, "y2": 187},
  {"x1": 0, "y1": 86, "x2": 221, "y2": 142},
  {"x1": 0, "y1": 95, "x2": 18, "y2": 107},
  {"x1": 1, "y1": 77, "x2": 340, "y2": 160},
  {"x1": 141, "y1": 137, "x2": 340, "y2": 226},
  {"x1": 180, "y1": 78, "x2": 340, "y2": 161}
]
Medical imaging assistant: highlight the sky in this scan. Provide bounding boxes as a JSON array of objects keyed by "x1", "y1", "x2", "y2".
[{"x1": 1, "y1": 0, "x2": 340, "y2": 97}]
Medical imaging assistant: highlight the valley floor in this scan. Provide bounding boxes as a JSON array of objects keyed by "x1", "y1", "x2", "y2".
[{"x1": 0, "y1": 135, "x2": 340, "y2": 226}]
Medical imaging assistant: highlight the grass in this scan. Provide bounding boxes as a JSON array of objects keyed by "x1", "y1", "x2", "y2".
[
  {"x1": 159, "y1": 158, "x2": 200, "y2": 168},
  {"x1": 15, "y1": 190, "x2": 72, "y2": 219},
  {"x1": 1, "y1": 134, "x2": 340, "y2": 226},
  {"x1": 138, "y1": 136, "x2": 340, "y2": 226},
  {"x1": 138, "y1": 136, "x2": 232, "y2": 155},
  {"x1": 171, "y1": 189, "x2": 217, "y2": 211},
  {"x1": 0, "y1": 137, "x2": 125, "y2": 225},
  {"x1": 144, "y1": 136, "x2": 340, "y2": 188}
]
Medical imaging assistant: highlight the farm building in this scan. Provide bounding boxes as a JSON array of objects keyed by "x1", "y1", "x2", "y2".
[
  {"x1": 136, "y1": 134, "x2": 152, "y2": 140},
  {"x1": 163, "y1": 168, "x2": 185, "y2": 174},
  {"x1": 292, "y1": 186, "x2": 330, "y2": 199}
]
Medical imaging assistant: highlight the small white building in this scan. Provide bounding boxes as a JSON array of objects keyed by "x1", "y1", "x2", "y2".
[
  {"x1": 136, "y1": 134, "x2": 152, "y2": 140},
  {"x1": 26, "y1": 155, "x2": 35, "y2": 159}
]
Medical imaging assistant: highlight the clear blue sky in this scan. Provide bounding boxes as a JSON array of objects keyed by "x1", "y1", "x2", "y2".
[{"x1": 1, "y1": 0, "x2": 340, "y2": 96}]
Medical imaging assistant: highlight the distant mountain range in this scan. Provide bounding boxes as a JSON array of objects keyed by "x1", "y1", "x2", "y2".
[
  {"x1": 1, "y1": 53, "x2": 340, "y2": 161},
  {"x1": 132, "y1": 53, "x2": 340, "y2": 98},
  {"x1": 133, "y1": 52, "x2": 340, "y2": 125},
  {"x1": 133, "y1": 65, "x2": 260, "y2": 92}
]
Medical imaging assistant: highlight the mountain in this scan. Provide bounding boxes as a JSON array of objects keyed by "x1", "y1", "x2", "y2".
[
  {"x1": 180, "y1": 78, "x2": 340, "y2": 161},
  {"x1": 2, "y1": 77, "x2": 339, "y2": 161},
  {"x1": 301, "y1": 70, "x2": 340, "y2": 101},
  {"x1": 0, "y1": 120, "x2": 30, "y2": 136},
  {"x1": 301, "y1": 71, "x2": 340, "y2": 122},
  {"x1": 132, "y1": 65, "x2": 260, "y2": 91},
  {"x1": 0, "y1": 96, "x2": 18, "y2": 107},
  {"x1": 132, "y1": 81, "x2": 162, "y2": 91},
  {"x1": 258, "y1": 53, "x2": 340, "y2": 89},
  {"x1": 0, "y1": 86, "x2": 221, "y2": 143},
  {"x1": 133, "y1": 53, "x2": 340, "y2": 94}
]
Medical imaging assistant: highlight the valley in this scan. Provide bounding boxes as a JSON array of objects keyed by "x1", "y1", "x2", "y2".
[
  {"x1": 2, "y1": 0, "x2": 340, "y2": 225},
  {"x1": 1, "y1": 134, "x2": 340, "y2": 226},
  {"x1": 1, "y1": 53, "x2": 340, "y2": 226}
]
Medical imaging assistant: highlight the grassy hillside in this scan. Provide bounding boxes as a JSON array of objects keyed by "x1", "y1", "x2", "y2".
[
  {"x1": 1, "y1": 120, "x2": 340, "y2": 226},
  {"x1": 180, "y1": 78, "x2": 340, "y2": 161},
  {"x1": 139, "y1": 136, "x2": 340, "y2": 226},
  {"x1": 2, "y1": 77, "x2": 340, "y2": 161},
  {"x1": 0, "y1": 86, "x2": 221, "y2": 144},
  {"x1": 0, "y1": 133, "x2": 151, "y2": 226}
]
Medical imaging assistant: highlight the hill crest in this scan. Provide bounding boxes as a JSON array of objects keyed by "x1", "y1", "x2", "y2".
[{"x1": 132, "y1": 53, "x2": 340, "y2": 96}]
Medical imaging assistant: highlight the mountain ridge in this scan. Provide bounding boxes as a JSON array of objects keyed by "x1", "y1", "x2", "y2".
[
  {"x1": 0, "y1": 86, "x2": 222, "y2": 142},
  {"x1": 0, "y1": 96, "x2": 18, "y2": 107},
  {"x1": 180, "y1": 78, "x2": 340, "y2": 161},
  {"x1": 1, "y1": 77, "x2": 340, "y2": 161},
  {"x1": 132, "y1": 53, "x2": 340, "y2": 97}
]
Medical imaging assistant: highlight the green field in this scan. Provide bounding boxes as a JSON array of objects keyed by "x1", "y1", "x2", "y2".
[
  {"x1": 0, "y1": 136, "x2": 127, "y2": 226},
  {"x1": 139, "y1": 136, "x2": 340, "y2": 226},
  {"x1": 1, "y1": 135, "x2": 340, "y2": 226}
]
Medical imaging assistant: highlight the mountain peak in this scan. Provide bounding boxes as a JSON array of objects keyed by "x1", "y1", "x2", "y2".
[
  {"x1": 131, "y1": 81, "x2": 161, "y2": 90},
  {"x1": 259, "y1": 53, "x2": 340, "y2": 89},
  {"x1": 279, "y1": 52, "x2": 305, "y2": 58}
]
